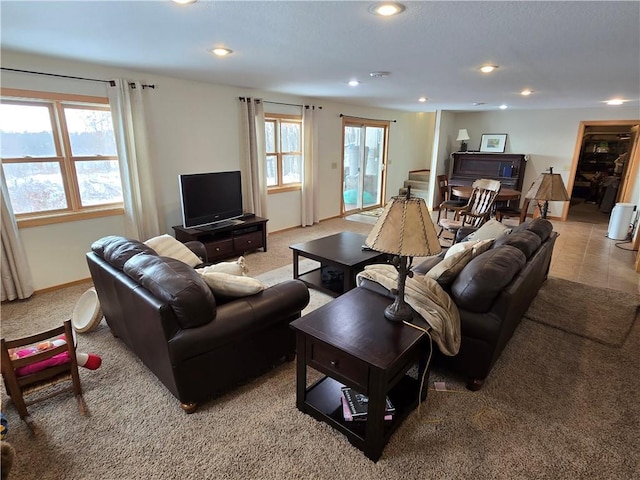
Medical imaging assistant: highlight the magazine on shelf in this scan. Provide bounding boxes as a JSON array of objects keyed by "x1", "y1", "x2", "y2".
[
  {"x1": 341, "y1": 396, "x2": 393, "y2": 422},
  {"x1": 340, "y1": 387, "x2": 395, "y2": 421}
]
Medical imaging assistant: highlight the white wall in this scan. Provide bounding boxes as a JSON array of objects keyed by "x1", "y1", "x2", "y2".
[
  {"x1": 439, "y1": 107, "x2": 640, "y2": 218},
  {"x1": 1, "y1": 51, "x2": 433, "y2": 289}
]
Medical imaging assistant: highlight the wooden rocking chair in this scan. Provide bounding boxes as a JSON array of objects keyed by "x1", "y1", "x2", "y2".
[
  {"x1": 0, "y1": 320, "x2": 88, "y2": 434},
  {"x1": 437, "y1": 179, "x2": 501, "y2": 241}
]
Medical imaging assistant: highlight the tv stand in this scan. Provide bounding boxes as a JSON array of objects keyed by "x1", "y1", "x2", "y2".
[
  {"x1": 197, "y1": 219, "x2": 244, "y2": 231},
  {"x1": 173, "y1": 216, "x2": 268, "y2": 262}
]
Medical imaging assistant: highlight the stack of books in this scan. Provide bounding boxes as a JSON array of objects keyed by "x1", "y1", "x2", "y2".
[{"x1": 340, "y1": 386, "x2": 395, "y2": 422}]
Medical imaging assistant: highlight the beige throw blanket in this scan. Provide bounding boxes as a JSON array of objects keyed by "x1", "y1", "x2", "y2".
[{"x1": 356, "y1": 264, "x2": 461, "y2": 356}]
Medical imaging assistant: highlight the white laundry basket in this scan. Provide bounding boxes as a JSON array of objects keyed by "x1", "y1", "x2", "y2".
[{"x1": 607, "y1": 203, "x2": 636, "y2": 240}]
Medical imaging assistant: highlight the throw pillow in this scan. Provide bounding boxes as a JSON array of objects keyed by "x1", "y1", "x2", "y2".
[
  {"x1": 472, "y1": 238, "x2": 494, "y2": 257},
  {"x1": 444, "y1": 240, "x2": 476, "y2": 259},
  {"x1": 144, "y1": 234, "x2": 202, "y2": 268},
  {"x1": 445, "y1": 238, "x2": 494, "y2": 260},
  {"x1": 426, "y1": 248, "x2": 473, "y2": 286},
  {"x1": 199, "y1": 271, "x2": 265, "y2": 298},
  {"x1": 463, "y1": 219, "x2": 511, "y2": 242},
  {"x1": 195, "y1": 257, "x2": 247, "y2": 277}
]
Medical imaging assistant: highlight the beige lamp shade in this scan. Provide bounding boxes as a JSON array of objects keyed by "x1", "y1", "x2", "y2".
[
  {"x1": 365, "y1": 195, "x2": 442, "y2": 258},
  {"x1": 456, "y1": 129, "x2": 470, "y2": 141},
  {"x1": 524, "y1": 169, "x2": 570, "y2": 201}
]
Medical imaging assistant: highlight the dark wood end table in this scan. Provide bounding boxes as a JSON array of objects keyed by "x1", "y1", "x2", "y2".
[
  {"x1": 290, "y1": 287, "x2": 431, "y2": 462},
  {"x1": 289, "y1": 231, "x2": 387, "y2": 296}
]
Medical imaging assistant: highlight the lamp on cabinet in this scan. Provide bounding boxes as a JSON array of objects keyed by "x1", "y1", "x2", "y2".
[
  {"x1": 456, "y1": 129, "x2": 470, "y2": 152},
  {"x1": 524, "y1": 167, "x2": 570, "y2": 219}
]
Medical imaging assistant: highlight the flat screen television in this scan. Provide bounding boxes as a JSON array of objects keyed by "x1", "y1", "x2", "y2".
[{"x1": 179, "y1": 171, "x2": 244, "y2": 230}]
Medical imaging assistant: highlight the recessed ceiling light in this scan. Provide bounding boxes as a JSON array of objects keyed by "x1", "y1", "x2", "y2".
[
  {"x1": 368, "y1": 2, "x2": 406, "y2": 16},
  {"x1": 418, "y1": 97, "x2": 427, "y2": 103},
  {"x1": 480, "y1": 65, "x2": 499, "y2": 73},
  {"x1": 211, "y1": 48, "x2": 233, "y2": 57},
  {"x1": 172, "y1": 0, "x2": 198, "y2": 4},
  {"x1": 606, "y1": 99, "x2": 625, "y2": 105},
  {"x1": 348, "y1": 80, "x2": 360, "y2": 87},
  {"x1": 521, "y1": 89, "x2": 534, "y2": 96},
  {"x1": 499, "y1": 104, "x2": 508, "y2": 110},
  {"x1": 369, "y1": 71, "x2": 391, "y2": 78}
]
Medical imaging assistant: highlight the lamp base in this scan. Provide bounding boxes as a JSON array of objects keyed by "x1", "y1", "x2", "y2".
[
  {"x1": 460, "y1": 141, "x2": 468, "y2": 152},
  {"x1": 384, "y1": 296, "x2": 414, "y2": 323}
]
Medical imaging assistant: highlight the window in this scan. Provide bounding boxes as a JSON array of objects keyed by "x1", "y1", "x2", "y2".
[
  {"x1": 264, "y1": 114, "x2": 302, "y2": 191},
  {"x1": 0, "y1": 89, "x2": 123, "y2": 226}
]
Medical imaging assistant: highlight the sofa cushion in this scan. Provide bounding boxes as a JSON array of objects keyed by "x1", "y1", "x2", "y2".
[
  {"x1": 198, "y1": 271, "x2": 265, "y2": 297},
  {"x1": 450, "y1": 245, "x2": 526, "y2": 313},
  {"x1": 91, "y1": 235, "x2": 126, "y2": 258},
  {"x1": 144, "y1": 234, "x2": 202, "y2": 268},
  {"x1": 96, "y1": 236, "x2": 157, "y2": 271},
  {"x1": 509, "y1": 218, "x2": 553, "y2": 242},
  {"x1": 426, "y1": 248, "x2": 473, "y2": 286},
  {"x1": 525, "y1": 218, "x2": 553, "y2": 242},
  {"x1": 493, "y1": 230, "x2": 542, "y2": 259},
  {"x1": 123, "y1": 254, "x2": 216, "y2": 328}
]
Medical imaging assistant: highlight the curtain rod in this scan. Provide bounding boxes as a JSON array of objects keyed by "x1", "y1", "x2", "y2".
[
  {"x1": 1, "y1": 67, "x2": 156, "y2": 89},
  {"x1": 264, "y1": 100, "x2": 322, "y2": 109},
  {"x1": 240, "y1": 97, "x2": 322, "y2": 109},
  {"x1": 340, "y1": 113, "x2": 396, "y2": 123}
]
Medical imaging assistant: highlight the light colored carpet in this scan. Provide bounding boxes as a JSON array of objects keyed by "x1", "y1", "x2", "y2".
[
  {"x1": 524, "y1": 277, "x2": 639, "y2": 346},
  {"x1": 256, "y1": 259, "x2": 333, "y2": 315},
  {"x1": 1, "y1": 272, "x2": 639, "y2": 479}
]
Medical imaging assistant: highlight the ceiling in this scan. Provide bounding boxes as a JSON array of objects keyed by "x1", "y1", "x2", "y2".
[{"x1": 1, "y1": 1, "x2": 639, "y2": 113}]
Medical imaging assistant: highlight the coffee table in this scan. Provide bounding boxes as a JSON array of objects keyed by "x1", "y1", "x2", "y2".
[
  {"x1": 290, "y1": 287, "x2": 431, "y2": 462},
  {"x1": 289, "y1": 231, "x2": 387, "y2": 296}
]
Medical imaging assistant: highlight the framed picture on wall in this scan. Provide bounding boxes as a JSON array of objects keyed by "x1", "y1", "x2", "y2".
[{"x1": 480, "y1": 134, "x2": 508, "y2": 153}]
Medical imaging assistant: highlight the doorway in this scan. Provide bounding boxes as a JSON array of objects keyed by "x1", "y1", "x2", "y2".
[
  {"x1": 341, "y1": 117, "x2": 388, "y2": 215},
  {"x1": 566, "y1": 121, "x2": 640, "y2": 224}
]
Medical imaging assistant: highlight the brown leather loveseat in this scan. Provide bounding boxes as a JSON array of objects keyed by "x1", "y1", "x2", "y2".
[{"x1": 86, "y1": 235, "x2": 310, "y2": 413}]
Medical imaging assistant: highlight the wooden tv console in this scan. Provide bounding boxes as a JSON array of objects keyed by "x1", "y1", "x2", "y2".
[{"x1": 172, "y1": 216, "x2": 268, "y2": 262}]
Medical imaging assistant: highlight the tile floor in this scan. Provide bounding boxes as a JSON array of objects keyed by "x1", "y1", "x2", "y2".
[{"x1": 545, "y1": 220, "x2": 638, "y2": 294}]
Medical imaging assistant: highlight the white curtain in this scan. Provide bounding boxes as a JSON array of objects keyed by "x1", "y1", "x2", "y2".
[
  {"x1": 1, "y1": 166, "x2": 34, "y2": 301},
  {"x1": 239, "y1": 97, "x2": 267, "y2": 218},
  {"x1": 107, "y1": 79, "x2": 162, "y2": 240},
  {"x1": 301, "y1": 105, "x2": 319, "y2": 226}
]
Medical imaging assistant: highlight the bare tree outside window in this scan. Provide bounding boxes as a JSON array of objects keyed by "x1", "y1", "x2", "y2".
[
  {"x1": 264, "y1": 114, "x2": 302, "y2": 190},
  {"x1": 0, "y1": 90, "x2": 123, "y2": 223}
]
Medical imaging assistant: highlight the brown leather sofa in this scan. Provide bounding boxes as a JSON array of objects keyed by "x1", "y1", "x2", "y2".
[
  {"x1": 86, "y1": 235, "x2": 309, "y2": 413},
  {"x1": 413, "y1": 218, "x2": 558, "y2": 390}
]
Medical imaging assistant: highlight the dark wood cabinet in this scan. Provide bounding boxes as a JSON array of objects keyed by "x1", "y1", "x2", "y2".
[
  {"x1": 173, "y1": 216, "x2": 268, "y2": 262},
  {"x1": 451, "y1": 152, "x2": 528, "y2": 191}
]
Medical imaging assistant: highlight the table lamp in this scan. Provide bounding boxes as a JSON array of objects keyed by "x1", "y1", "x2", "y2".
[
  {"x1": 524, "y1": 167, "x2": 570, "y2": 219},
  {"x1": 456, "y1": 129, "x2": 470, "y2": 152},
  {"x1": 365, "y1": 188, "x2": 442, "y2": 322}
]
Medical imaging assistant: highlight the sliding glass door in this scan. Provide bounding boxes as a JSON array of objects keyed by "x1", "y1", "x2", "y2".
[{"x1": 342, "y1": 118, "x2": 388, "y2": 214}]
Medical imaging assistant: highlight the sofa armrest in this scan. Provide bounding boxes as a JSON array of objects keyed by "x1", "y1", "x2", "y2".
[
  {"x1": 168, "y1": 280, "x2": 309, "y2": 362},
  {"x1": 184, "y1": 241, "x2": 208, "y2": 264}
]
